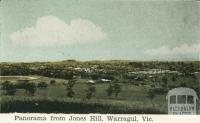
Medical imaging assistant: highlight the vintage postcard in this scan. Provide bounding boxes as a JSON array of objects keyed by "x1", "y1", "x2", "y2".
[{"x1": 0, "y1": 0, "x2": 199, "y2": 123}]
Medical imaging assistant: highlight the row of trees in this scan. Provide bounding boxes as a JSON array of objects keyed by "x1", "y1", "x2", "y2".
[
  {"x1": 1, "y1": 80, "x2": 57, "y2": 96},
  {"x1": 1, "y1": 81, "x2": 37, "y2": 96},
  {"x1": 1, "y1": 80, "x2": 123, "y2": 100},
  {"x1": 66, "y1": 80, "x2": 122, "y2": 99},
  {"x1": 2, "y1": 79, "x2": 179, "y2": 107}
]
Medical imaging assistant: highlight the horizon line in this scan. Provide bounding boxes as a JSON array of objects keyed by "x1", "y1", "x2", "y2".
[{"x1": 0, "y1": 59, "x2": 199, "y2": 63}]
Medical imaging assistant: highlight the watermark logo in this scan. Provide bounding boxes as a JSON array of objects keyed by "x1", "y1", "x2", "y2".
[{"x1": 166, "y1": 87, "x2": 198, "y2": 115}]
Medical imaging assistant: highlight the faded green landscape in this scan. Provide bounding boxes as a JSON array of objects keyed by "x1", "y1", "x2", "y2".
[
  {"x1": 0, "y1": 0, "x2": 199, "y2": 114},
  {"x1": 0, "y1": 60, "x2": 199, "y2": 113}
]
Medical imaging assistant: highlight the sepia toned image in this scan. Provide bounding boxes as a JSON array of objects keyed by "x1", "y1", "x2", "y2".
[{"x1": 0, "y1": 0, "x2": 199, "y2": 115}]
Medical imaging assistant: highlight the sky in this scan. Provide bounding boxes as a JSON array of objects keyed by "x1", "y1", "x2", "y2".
[{"x1": 0, "y1": 0, "x2": 199, "y2": 62}]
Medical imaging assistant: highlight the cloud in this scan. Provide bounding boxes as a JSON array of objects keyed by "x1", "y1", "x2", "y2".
[
  {"x1": 145, "y1": 43, "x2": 200, "y2": 56},
  {"x1": 11, "y1": 16, "x2": 106, "y2": 47}
]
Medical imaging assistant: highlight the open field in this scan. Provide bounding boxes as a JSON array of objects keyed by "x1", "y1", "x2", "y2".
[
  {"x1": 0, "y1": 75, "x2": 167, "y2": 113},
  {"x1": 0, "y1": 76, "x2": 166, "y2": 101}
]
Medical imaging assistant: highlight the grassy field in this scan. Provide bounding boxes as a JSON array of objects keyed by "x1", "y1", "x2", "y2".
[
  {"x1": 0, "y1": 75, "x2": 168, "y2": 113},
  {"x1": 0, "y1": 96, "x2": 166, "y2": 113}
]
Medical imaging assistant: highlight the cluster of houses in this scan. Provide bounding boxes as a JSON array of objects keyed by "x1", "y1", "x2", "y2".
[
  {"x1": 86, "y1": 78, "x2": 111, "y2": 84},
  {"x1": 129, "y1": 69, "x2": 181, "y2": 75}
]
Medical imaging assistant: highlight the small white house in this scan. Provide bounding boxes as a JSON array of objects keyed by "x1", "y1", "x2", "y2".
[
  {"x1": 101, "y1": 79, "x2": 111, "y2": 82},
  {"x1": 86, "y1": 80, "x2": 95, "y2": 84},
  {"x1": 166, "y1": 87, "x2": 198, "y2": 114}
]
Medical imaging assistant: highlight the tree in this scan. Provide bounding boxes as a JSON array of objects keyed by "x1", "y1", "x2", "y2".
[
  {"x1": 1, "y1": 81, "x2": 16, "y2": 95},
  {"x1": 17, "y1": 80, "x2": 29, "y2": 89},
  {"x1": 37, "y1": 82, "x2": 48, "y2": 88},
  {"x1": 66, "y1": 80, "x2": 76, "y2": 98},
  {"x1": 171, "y1": 75, "x2": 177, "y2": 82},
  {"x1": 106, "y1": 82, "x2": 113, "y2": 97},
  {"x1": 24, "y1": 82, "x2": 37, "y2": 96},
  {"x1": 85, "y1": 85, "x2": 96, "y2": 99},
  {"x1": 181, "y1": 66, "x2": 191, "y2": 77},
  {"x1": 162, "y1": 76, "x2": 168, "y2": 89},
  {"x1": 113, "y1": 83, "x2": 122, "y2": 97},
  {"x1": 50, "y1": 80, "x2": 56, "y2": 85},
  {"x1": 147, "y1": 89, "x2": 156, "y2": 107}
]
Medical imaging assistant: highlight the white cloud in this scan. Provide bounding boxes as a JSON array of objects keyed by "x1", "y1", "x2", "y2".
[
  {"x1": 11, "y1": 16, "x2": 106, "y2": 47},
  {"x1": 145, "y1": 43, "x2": 200, "y2": 56}
]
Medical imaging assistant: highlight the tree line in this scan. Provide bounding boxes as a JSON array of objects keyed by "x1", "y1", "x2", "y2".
[{"x1": 1, "y1": 80, "x2": 123, "y2": 100}]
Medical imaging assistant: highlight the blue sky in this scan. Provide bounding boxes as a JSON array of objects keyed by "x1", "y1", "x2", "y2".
[{"x1": 0, "y1": 0, "x2": 199, "y2": 62}]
